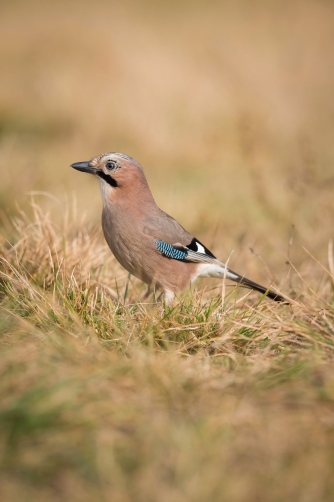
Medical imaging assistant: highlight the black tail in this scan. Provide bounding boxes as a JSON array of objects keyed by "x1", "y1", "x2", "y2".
[{"x1": 231, "y1": 271, "x2": 288, "y2": 303}]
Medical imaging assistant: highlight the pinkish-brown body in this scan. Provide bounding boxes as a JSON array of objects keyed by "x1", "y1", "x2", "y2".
[{"x1": 97, "y1": 156, "x2": 198, "y2": 298}]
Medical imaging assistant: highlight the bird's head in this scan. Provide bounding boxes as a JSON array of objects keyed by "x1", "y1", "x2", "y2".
[{"x1": 71, "y1": 152, "x2": 146, "y2": 190}]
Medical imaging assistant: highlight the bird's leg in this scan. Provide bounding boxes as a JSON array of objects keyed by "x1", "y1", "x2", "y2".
[{"x1": 140, "y1": 286, "x2": 152, "y2": 302}]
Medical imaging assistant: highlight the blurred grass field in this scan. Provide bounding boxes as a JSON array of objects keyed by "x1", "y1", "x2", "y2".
[{"x1": 1, "y1": 0, "x2": 334, "y2": 500}]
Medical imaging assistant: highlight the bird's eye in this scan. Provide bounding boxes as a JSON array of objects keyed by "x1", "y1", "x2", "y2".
[{"x1": 106, "y1": 160, "x2": 117, "y2": 170}]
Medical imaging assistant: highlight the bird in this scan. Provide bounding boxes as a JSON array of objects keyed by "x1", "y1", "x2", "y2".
[{"x1": 71, "y1": 152, "x2": 286, "y2": 305}]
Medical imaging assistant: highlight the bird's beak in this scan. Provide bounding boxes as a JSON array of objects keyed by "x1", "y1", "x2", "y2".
[{"x1": 70, "y1": 161, "x2": 97, "y2": 174}]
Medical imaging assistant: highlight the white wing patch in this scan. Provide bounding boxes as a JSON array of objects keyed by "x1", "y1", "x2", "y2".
[{"x1": 195, "y1": 241, "x2": 206, "y2": 254}]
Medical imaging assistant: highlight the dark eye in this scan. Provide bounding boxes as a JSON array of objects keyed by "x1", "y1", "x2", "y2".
[{"x1": 106, "y1": 160, "x2": 117, "y2": 170}]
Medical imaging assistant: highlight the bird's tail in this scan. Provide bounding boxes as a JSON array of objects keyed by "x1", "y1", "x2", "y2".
[
  {"x1": 177, "y1": 246, "x2": 287, "y2": 303},
  {"x1": 225, "y1": 268, "x2": 287, "y2": 303}
]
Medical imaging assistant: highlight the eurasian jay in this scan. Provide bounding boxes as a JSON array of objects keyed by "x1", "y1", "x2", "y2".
[{"x1": 71, "y1": 152, "x2": 286, "y2": 304}]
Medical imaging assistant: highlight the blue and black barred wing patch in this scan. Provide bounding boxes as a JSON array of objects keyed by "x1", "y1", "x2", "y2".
[
  {"x1": 155, "y1": 240, "x2": 218, "y2": 264},
  {"x1": 155, "y1": 240, "x2": 188, "y2": 261}
]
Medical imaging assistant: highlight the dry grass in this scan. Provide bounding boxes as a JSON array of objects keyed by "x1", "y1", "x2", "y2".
[
  {"x1": 1, "y1": 0, "x2": 334, "y2": 500},
  {"x1": 1, "y1": 201, "x2": 334, "y2": 502}
]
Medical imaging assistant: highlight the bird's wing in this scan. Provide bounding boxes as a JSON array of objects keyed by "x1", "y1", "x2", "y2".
[
  {"x1": 143, "y1": 209, "x2": 217, "y2": 258},
  {"x1": 154, "y1": 240, "x2": 218, "y2": 264}
]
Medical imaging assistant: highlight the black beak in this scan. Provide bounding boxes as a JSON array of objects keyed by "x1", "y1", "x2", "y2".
[{"x1": 70, "y1": 161, "x2": 97, "y2": 174}]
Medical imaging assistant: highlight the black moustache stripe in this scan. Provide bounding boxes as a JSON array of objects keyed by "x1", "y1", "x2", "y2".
[{"x1": 98, "y1": 171, "x2": 118, "y2": 187}]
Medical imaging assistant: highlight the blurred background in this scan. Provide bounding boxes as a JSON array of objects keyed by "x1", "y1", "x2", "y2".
[{"x1": 1, "y1": 0, "x2": 334, "y2": 286}]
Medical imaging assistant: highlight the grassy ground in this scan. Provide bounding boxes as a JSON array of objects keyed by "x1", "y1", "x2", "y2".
[
  {"x1": 1, "y1": 0, "x2": 334, "y2": 500},
  {"x1": 1, "y1": 202, "x2": 334, "y2": 502}
]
